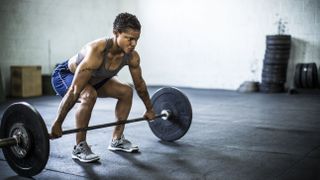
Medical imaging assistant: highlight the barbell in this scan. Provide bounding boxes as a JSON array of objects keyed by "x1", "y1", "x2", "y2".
[{"x1": 0, "y1": 87, "x2": 192, "y2": 177}]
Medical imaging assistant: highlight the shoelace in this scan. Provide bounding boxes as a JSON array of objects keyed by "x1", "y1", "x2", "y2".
[
  {"x1": 79, "y1": 143, "x2": 93, "y2": 155},
  {"x1": 112, "y1": 135, "x2": 131, "y2": 146},
  {"x1": 120, "y1": 135, "x2": 132, "y2": 145},
  {"x1": 122, "y1": 138, "x2": 131, "y2": 144}
]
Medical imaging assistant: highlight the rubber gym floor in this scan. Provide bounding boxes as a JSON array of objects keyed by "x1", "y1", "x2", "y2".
[{"x1": 0, "y1": 87, "x2": 320, "y2": 180}]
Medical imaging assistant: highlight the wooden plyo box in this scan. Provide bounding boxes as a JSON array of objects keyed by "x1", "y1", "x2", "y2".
[{"x1": 11, "y1": 66, "x2": 42, "y2": 97}]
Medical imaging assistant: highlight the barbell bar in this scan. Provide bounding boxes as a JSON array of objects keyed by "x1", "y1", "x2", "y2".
[
  {"x1": 0, "y1": 137, "x2": 18, "y2": 147},
  {"x1": 61, "y1": 112, "x2": 168, "y2": 135},
  {"x1": 0, "y1": 87, "x2": 193, "y2": 177},
  {"x1": 0, "y1": 112, "x2": 169, "y2": 148}
]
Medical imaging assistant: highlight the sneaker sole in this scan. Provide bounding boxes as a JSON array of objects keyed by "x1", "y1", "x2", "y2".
[
  {"x1": 108, "y1": 146, "x2": 139, "y2": 153},
  {"x1": 71, "y1": 154, "x2": 100, "y2": 163}
]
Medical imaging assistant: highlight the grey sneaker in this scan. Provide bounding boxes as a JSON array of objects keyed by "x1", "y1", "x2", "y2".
[
  {"x1": 108, "y1": 135, "x2": 139, "y2": 152},
  {"x1": 72, "y1": 141, "x2": 100, "y2": 162}
]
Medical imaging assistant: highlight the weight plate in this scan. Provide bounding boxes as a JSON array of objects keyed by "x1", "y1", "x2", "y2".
[
  {"x1": 148, "y1": 87, "x2": 192, "y2": 142},
  {"x1": 0, "y1": 102, "x2": 49, "y2": 177},
  {"x1": 8, "y1": 123, "x2": 32, "y2": 159}
]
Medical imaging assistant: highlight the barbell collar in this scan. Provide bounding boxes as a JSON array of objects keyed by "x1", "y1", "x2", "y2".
[{"x1": 161, "y1": 110, "x2": 171, "y2": 120}]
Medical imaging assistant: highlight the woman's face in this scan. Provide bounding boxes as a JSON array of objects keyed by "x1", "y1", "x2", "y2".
[{"x1": 116, "y1": 28, "x2": 140, "y2": 54}]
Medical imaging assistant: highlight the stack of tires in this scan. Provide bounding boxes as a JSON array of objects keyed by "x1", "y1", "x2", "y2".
[
  {"x1": 294, "y1": 63, "x2": 318, "y2": 88},
  {"x1": 260, "y1": 35, "x2": 291, "y2": 93},
  {"x1": 0, "y1": 68, "x2": 5, "y2": 102}
]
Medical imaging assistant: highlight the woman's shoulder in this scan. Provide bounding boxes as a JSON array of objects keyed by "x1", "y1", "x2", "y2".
[
  {"x1": 86, "y1": 37, "x2": 109, "y2": 52},
  {"x1": 127, "y1": 50, "x2": 140, "y2": 67}
]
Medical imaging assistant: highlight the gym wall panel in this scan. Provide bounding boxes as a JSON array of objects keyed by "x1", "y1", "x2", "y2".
[
  {"x1": 134, "y1": 0, "x2": 320, "y2": 89},
  {"x1": 0, "y1": 0, "x2": 319, "y2": 94},
  {"x1": 0, "y1": 0, "x2": 119, "y2": 96}
]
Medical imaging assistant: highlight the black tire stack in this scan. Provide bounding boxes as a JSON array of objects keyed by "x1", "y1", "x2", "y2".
[
  {"x1": 260, "y1": 35, "x2": 291, "y2": 93},
  {"x1": 294, "y1": 63, "x2": 318, "y2": 88}
]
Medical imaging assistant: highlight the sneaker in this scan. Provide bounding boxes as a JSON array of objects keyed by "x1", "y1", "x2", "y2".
[
  {"x1": 72, "y1": 141, "x2": 100, "y2": 162},
  {"x1": 108, "y1": 135, "x2": 139, "y2": 152}
]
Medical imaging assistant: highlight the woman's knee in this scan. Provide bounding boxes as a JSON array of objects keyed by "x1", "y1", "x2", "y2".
[
  {"x1": 79, "y1": 86, "x2": 98, "y2": 104},
  {"x1": 119, "y1": 84, "x2": 133, "y2": 99}
]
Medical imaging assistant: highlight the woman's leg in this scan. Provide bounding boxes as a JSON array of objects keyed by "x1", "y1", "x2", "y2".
[{"x1": 97, "y1": 77, "x2": 133, "y2": 140}]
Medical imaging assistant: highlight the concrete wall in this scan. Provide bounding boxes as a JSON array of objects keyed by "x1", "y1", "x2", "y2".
[
  {"x1": 0, "y1": 0, "x2": 319, "y2": 95},
  {"x1": 0, "y1": 0, "x2": 120, "y2": 95},
  {"x1": 136, "y1": 0, "x2": 320, "y2": 89}
]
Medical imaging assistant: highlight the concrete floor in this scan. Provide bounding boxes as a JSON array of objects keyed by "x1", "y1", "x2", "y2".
[{"x1": 0, "y1": 87, "x2": 320, "y2": 180}]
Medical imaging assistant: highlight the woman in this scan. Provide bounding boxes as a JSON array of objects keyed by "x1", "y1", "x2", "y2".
[{"x1": 50, "y1": 12, "x2": 155, "y2": 162}]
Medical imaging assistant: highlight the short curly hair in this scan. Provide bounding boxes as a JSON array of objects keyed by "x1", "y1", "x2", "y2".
[{"x1": 113, "y1": 12, "x2": 141, "y2": 33}]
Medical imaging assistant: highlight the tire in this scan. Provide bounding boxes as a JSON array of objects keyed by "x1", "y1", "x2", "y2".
[
  {"x1": 294, "y1": 63, "x2": 303, "y2": 88},
  {"x1": 266, "y1": 44, "x2": 291, "y2": 51},
  {"x1": 301, "y1": 64, "x2": 308, "y2": 88},
  {"x1": 266, "y1": 35, "x2": 291, "y2": 40},
  {"x1": 266, "y1": 35, "x2": 291, "y2": 46},
  {"x1": 260, "y1": 82, "x2": 285, "y2": 93},
  {"x1": 263, "y1": 58, "x2": 289, "y2": 65},
  {"x1": 306, "y1": 63, "x2": 318, "y2": 88}
]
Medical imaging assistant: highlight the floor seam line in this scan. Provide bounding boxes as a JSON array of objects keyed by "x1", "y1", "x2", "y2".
[
  {"x1": 274, "y1": 144, "x2": 320, "y2": 179},
  {"x1": 45, "y1": 168, "x2": 89, "y2": 178}
]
